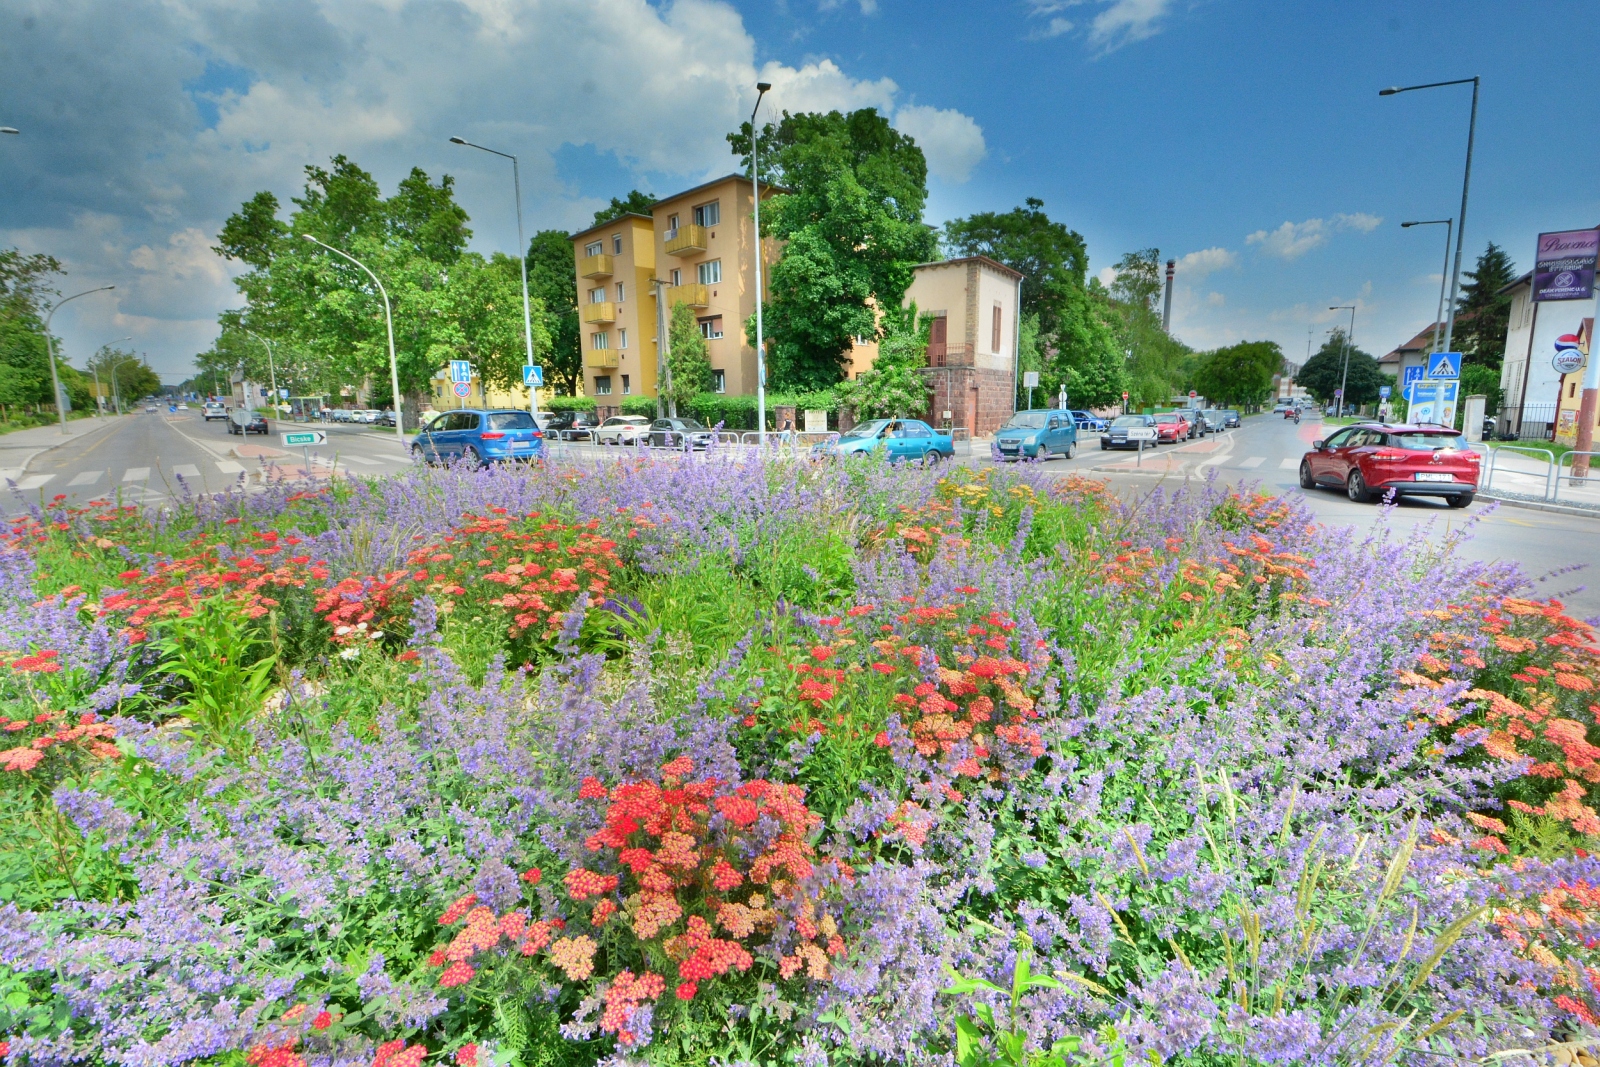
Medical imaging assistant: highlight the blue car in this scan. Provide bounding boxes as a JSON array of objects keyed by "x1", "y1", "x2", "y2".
[
  {"x1": 1069, "y1": 409, "x2": 1108, "y2": 433},
  {"x1": 413, "y1": 408, "x2": 545, "y2": 465},
  {"x1": 815, "y1": 418, "x2": 954, "y2": 463},
  {"x1": 995, "y1": 409, "x2": 1079, "y2": 461}
]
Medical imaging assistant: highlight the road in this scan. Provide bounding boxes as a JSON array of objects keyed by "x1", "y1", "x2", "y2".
[{"x1": 8, "y1": 409, "x2": 1598, "y2": 620}]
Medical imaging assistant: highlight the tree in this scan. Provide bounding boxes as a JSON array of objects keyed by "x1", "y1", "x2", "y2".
[
  {"x1": 841, "y1": 305, "x2": 931, "y2": 419},
  {"x1": 0, "y1": 248, "x2": 63, "y2": 410},
  {"x1": 1296, "y1": 329, "x2": 1382, "y2": 406},
  {"x1": 662, "y1": 301, "x2": 713, "y2": 414},
  {"x1": 1455, "y1": 242, "x2": 1518, "y2": 371},
  {"x1": 730, "y1": 108, "x2": 938, "y2": 391},
  {"x1": 1193, "y1": 341, "x2": 1283, "y2": 408},
  {"x1": 526, "y1": 230, "x2": 582, "y2": 395},
  {"x1": 592, "y1": 191, "x2": 657, "y2": 227},
  {"x1": 1050, "y1": 285, "x2": 1126, "y2": 408},
  {"x1": 1109, "y1": 249, "x2": 1164, "y2": 312},
  {"x1": 85, "y1": 346, "x2": 160, "y2": 410},
  {"x1": 942, "y1": 199, "x2": 1089, "y2": 340}
]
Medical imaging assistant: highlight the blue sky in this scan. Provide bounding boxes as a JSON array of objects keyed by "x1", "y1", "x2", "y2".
[{"x1": 2, "y1": 0, "x2": 1597, "y2": 380}]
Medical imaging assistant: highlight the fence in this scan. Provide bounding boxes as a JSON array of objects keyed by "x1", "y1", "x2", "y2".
[{"x1": 1491, "y1": 402, "x2": 1559, "y2": 442}]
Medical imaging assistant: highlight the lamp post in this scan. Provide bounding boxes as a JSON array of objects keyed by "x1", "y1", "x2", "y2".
[
  {"x1": 750, "y1": 81, "x2": 772, "y2": 445},
  {"x1": 301, "y1": 236, "x2": 405, "y2": 454},
  {"x1": 1330, "y1": 305, "x2": 1356, "y2": 417},
  {"x1": 1380, "y1": 77, "x2": 1479, "y2": 356},
  {"x1": 242, "y1": 328, "x2": 281, "y2": 416},
  {"x1": 91, "y1": 337, "x2": 132, "y2": 416},
  {"x1": 450, "y1": 137, "x2": 539, "y2": 425},
  {"x1": 0, "y1": 128, "x2": 17, "y2": 135},
  {"x1": 42, "y1": 286, "x2": 115, "y2": 433},
  {"x1": 103, "y1": 353, "x2": 139, "y2": 415},
  {"x1": 1400, "y1": 220, "x2": 1453, "y2": 355}
]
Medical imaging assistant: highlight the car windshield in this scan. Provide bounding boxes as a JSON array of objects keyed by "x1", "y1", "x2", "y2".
[
  {"x1": 1154, "y1": 414, "x2": 1180, "y2": 423},
  {"x1": 840, "y1": 419, "x2": 889, "y2": 439},
  {"x1": 1392, "y1": 432, "x2": 1471, "y2": 451},
  {"x1": 675, "y1": 419, "x2": 707, "y2": 430},
  {"x1": 1004, "y1": 412, "x2": 1050, "y2": 429},
  {"x1": 1110, "y1": 415, "x2": 1147, "y2": 428},
  {"x1": 488, "y1": 412, "x2": 536, "y2": 430}
]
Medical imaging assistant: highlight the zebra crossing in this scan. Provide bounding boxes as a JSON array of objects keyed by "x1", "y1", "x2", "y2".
[
  {"x1": 5, "y1": 459, "x2": 256, "y2": 494},
  {"x1": 1107, "y1": 451, "x2": 1307, "y2": 473}
]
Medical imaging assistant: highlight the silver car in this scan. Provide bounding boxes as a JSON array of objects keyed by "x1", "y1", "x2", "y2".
[{"x1": 595, "y1": 415, "x2": 652, "y2": 445}]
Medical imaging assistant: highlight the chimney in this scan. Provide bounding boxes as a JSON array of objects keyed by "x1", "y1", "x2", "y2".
[{"x1": 1162, "y1": 258, "x2": 1176, "y2": 333}]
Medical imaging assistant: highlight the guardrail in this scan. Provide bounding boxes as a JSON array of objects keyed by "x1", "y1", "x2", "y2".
[
  {"x1": 1554, "y1": 451, "x2": 1600, "y2": 503},
  {"x1": 1483, "y1": 444, "x2": 1556, "y2": 500}
]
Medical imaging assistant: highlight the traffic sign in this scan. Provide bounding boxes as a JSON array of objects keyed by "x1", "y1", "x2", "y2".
[
  {"x1": 453, "y1": 381, "x2": 471, "y2": 398},
  {"x1": 1402, "y1": 365, "x2": 1424, "y2": 389},
  {"x1": 1023, "y1": 371, "x2": 1040, "y2": 388},
  {"x1": 1378, "y1": 385, "x2": 1391, "y2": 399},
  {"x1": 1334, "y1": 388, "x2": 1343, "y2": 398},
  {"x1": 1425, "y1": 351, "x2": 1461, "y2": 380},
  {"x1": 523, "y1": 365, "x2": 545, "y2": 387},
  {"x1": 1126, "y1": 427, "x2": 1157, "y2": 441},
  {"x1": 281, "y1": 430, "x2": 327, "y2": 447},
  {"x1": 449, "y1": 359, "x2": 472, "y2": 384},
  {"x1": 1188, "y1": 390, "x2": 1197, "y2": 398}
]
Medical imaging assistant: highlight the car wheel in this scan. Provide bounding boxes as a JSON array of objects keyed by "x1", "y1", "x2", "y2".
[
  {"x1": 1099, "y1": 443, "x2": 1107, "y2": 451},
  {"x1": 412, "y1": 444, "x2": 430, "y2": 466},
  {"x1": 1066, "y1": 441, "x2": 1077, "y2": 459},
  {"x1": 465, "y1": 445, "x2": 485, "y2": 468},
  {"x1": 1448, "y1": 492, "x2": 1474, "y2": 509},
  {"x1": 922, "y1": 449, "x2": 941, "y2": 466},
  {"x1": 1346, "y1": 468, "x2": 1371, "y2": 503},
  {"x1": 1299, "y1": 459, "x2": 1316, "y2": 490}
]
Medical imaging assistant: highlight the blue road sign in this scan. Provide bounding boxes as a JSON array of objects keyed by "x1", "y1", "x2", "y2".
[
  {"x1": 452, "y1": 381, "x2": 471, "y2": 398},
  {"x1": 523, "y1": 365, "x2": 544, "y2": 387},
  {"x1": 1425, "y1": 351, "x2": 1461, "y2": 380},
  {"x1": 1379, "y1": 385, "x2": 1391, "y2": 399},
  {"x1": 1402, "y1": 365, "x2": 1424, "y2": 389},
  {"x1": 449, "y1": 359, "x2": 472, "y2": 384}
]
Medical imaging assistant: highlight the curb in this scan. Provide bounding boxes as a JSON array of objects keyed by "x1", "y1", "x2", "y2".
[
  {"x1": 8, "y1": 416, "x2": 130, "y2": 476},
  {"x1": 1479, "y1": 492, "x2": 1600, "y2": 520}
]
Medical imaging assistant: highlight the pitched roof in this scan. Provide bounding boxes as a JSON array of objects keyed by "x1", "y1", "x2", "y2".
[
  {"x1": 1379, "y1": 323, "x2": 1442, "y2": 363},
  {"x1": 911, "y1": 254, "x2": 1025, "y2": 281}
]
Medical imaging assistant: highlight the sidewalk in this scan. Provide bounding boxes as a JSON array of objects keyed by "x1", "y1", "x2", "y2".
[
  {"x1": 0, "y1": 416, "x2": 128, "y2": 481},
  {"x1": 1481, "y1": 445, "x2": 1600, "y2": 512}
]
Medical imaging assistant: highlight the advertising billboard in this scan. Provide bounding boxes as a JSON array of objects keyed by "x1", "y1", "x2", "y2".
[{"x1": 1533, "y1": 228, "x2": 1600, "y2": 303}]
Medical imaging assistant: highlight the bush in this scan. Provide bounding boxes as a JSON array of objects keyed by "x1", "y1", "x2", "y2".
[{"x1": 544, "y1": 396, "x2": 596, "y2": 413}]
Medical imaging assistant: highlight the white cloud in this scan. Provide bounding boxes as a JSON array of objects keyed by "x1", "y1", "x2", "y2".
[
  {"x1": 1097, "y1": 266, "x2": 1118, "y2": 287},
  {"x1": 1023, "y1": 0, "x2": 1175, "y2": 51},
  {"x1": 1028, "y1": 17, "x2": 1076, "y2": 39},
  {"x1": 818, "y1": 0, "x2": 878, "y2": 12},
  {"x1": 1334, "y1": 212, "x2": 1383, "y2": 233},
  {"x1": 893, "y1": 105, "x2": 987, "y2": 184},
  {"x1": 1246, "y1": 219, "x2": 1328, "y2": 260},
  {"x1": 1205, "y1": 291, "x2": 1225, "y2": 307},
  {"x1": 1175, "y1": 246, "x2": 1236, "y2": 281}
]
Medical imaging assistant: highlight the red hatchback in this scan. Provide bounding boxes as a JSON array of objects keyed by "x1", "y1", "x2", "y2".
[
  {"x1": 1151, "y1": 413, "x2": 1188, "y2": 443},
  {"x1": 1299, "y1": 424, "x2": 1480, "y2": 507}
]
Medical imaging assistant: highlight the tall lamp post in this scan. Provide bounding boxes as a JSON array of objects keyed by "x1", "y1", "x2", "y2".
[
  {"x1": 105, "y1": 353, "x2": 138, "y2": 416},
  {"x1": 1380, "y1": 77, "x2": 1479, "y2": 356},
  {"x1": 1330, "y1": 305, "x2": 1357, "y2": 416},
  {"x1": 749, "y1": 81, "x2": 772, "y2": 444},
  {"x1": 450, "y1": 137, "x2": 539, "y2": 425},
  {"x1": 301, "y1": 236, "x2": 406, "y2": 455},
  {"x1": 242, "y1": 328, "x2": 281, "y2": 416},
  {"x1": 0, "y1": 128, "x2": 17, "y2": 136},
  {"x1": 1400, "y1": 219, "x2": 1453, "y2": 355},
  {"x1": 91, "y1": 336, "x2": 132, "y2": 416},
  {"x1": 42, "y1": 286, "x2": 115, "y2": 433}
]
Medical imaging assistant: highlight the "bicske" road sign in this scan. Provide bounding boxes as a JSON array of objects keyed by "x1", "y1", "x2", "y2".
[{"x1": 281, "y1": 430, "x2": 327, "y2": 447}]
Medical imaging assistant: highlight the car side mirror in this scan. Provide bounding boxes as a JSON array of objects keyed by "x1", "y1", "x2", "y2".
[{"x1": 1312, "y1": 440, "x2": 1325, "y2": 451}]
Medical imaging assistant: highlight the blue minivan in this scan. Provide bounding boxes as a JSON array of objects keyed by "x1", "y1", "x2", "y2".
[
  {"x1": 412, "y1": 409, "x2": 545, "y2": 465},
  {"x1": 994, "y1": 409, "x2": 1079, "y2": 460}
]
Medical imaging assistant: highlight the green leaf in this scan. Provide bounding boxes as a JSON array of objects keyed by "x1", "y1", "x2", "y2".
[{"x1": 955, "y1": 1015, "x2": 983, "y2": 1067}]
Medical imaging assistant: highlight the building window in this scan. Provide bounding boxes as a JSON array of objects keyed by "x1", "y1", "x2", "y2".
[
  {"x1": 670, "y1": 268, "x2": 681, "y2": 286},
  {"x1": 699, "y1": 316, "x2": 724, "y2": 340},
  {"x1": 853, "y1": 334, "x2": 870, "y2": 346},
  {"x1": 992, "y1": 306, "x2": 1003, "y2": 352},
  {"x1": 666, "y1": 213, "x2": 680, "y2": 234},
  {"x1": 594, "y1": 375, "x2": 612, "y2": 395},
  {"x1": 697, "y1": 260, "x2": 722, "y2": 285},
  {"x1": 693, "y1": 201, "x2": 720, "y2": 226},
  {"x1": 592, "y1": 332, "x2": 609, "y2": 350},
  {"x1": 712, "y1": 370, "x2": 726, "y2": 393},
  {"x1": 616, "y1": 282, "x2": 625, "y2": 302},
  {"x1": 612, "y1": 234, "x2": 622, "y2": 254},
  {"x1": 589, "y1": 287, "x2": 607, "y2": 304},
  {"x1": 618, "y1": 328, "x2": 628, "y2": 349},
  {"x1": 1573, "y1": 382, "x2": 1579, "y2": 399},
  {"x1": 621, "y1": 374, "x2": 631, "y2": 395},
  {"x1": 584, "y1": 240, "x2": 602, "y2": 257}
]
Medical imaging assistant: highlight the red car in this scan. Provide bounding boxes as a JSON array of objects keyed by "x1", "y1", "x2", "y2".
[
  {"x1": 1299, "y1": 423, "x2": 1480, "y2": 507},
  {"x1": 1151, "y1": 413, "x2": 1188, "y2": 443}
]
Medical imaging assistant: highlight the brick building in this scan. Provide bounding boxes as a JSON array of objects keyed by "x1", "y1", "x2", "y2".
[{"x1": 903, "y1": 256, "x2": 1022, "y2": 436}]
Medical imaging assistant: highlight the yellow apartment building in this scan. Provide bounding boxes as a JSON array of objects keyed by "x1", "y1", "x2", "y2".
[{"x1": 570, "y1": 212, "x2": 659, "y2": 404}]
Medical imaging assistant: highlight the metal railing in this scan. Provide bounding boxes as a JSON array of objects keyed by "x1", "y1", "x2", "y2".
[
  {"x1": 1483, "y1": 444, "x2": 1556, "y2": 499},
  {"x1": 1554, "y1": 451, "x2": 1600, "y2": 503}
]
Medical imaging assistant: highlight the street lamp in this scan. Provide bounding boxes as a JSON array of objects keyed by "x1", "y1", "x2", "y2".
[
  {"x1": 750, "y1": 81, "x2": 772, "y2": 445},
  {"x1": 1401, "y1": 219, "x2": 1453, "y2": 355},
  {"x1": 104, "y1": 353, "x2": 139, "y2": 415},
  {"x1": 1380, "y1": 77, "x2": 1479, "y2": 355},
  {"x1": 450, "y1": 136, "x2": 539, "y2": 425},
  {"x1": 241, "y1": 328, "x2": 281, "y2": 417},
  {"x1": 42, "y1": 286, "x2": 115, "y2": 433},
  {"x1": 1330, "y1": 305, "x2": 1357, "y2": 416},
  {"x1": 0, "y1": 128, "x2": 17, "y2": 136},
  {"x1": 91, "y1": 337, "x2": 132, "y2": 416},
  {"x1": 301, "y1": 236, "x2": 406, "y2": 454}
]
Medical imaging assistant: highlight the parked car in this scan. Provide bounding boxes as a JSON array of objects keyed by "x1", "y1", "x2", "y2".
[
  {"x1": 202, "y1": 401, "x2": 227, "y2": 422},
  {"x1": 1069, "y1": 409, "x2": 1108, "y2": 433},
  {"x1": 411, "y1": 409, "x2": 544, "y2": 466},
  {"x1": 543, "y1": 410, "x2": 600, "y2": 439},
  {"x1": 647, "y1": 417, "x2": 715, "y2": 449},
  {"x1": 1299, "y1": 423, "x2": 1479, "y2": 508},
  {"x1": 1220, "y1": 409, "x2": 1242, "y2": 428},
  {"x1": 352, "y1": 409, "x2": 379, "y2": 424},
  {"x1": 1100, "y1": 414, "x2": 1158, "y2": 450},
  {"x1": 378, "y1": 410, "x2": 397, "y2": 427},
  {"x1": 813, "y1": 418, "x2": 954, "y2": 463},
  {"x1": 227, "y1": 409, "x2": 269, "y2": 435},
  {"x1": 1151, "y1": 412, "x2": 1188, "y2": 443},
  {"x1": 994, "y1": 409, "x2": 1079, "y2": 461},
  {"x1": 1199, "y1": 409, "x2": 1228, "y2": 433},
  {"x1": 1273, "y1": 402, "x2": 1292, "y2": 415},
  {"x1": 595, "y1": 415, "x2": 653, "y2": 445}
]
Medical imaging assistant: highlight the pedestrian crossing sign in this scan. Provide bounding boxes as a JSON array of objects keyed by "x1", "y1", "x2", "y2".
[{"x1": 1425, "y1": 351, "x2": 1461, "y2": 380}]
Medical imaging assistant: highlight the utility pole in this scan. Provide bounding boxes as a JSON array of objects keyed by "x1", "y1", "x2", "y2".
[
  {"x1": 750, "y1": 82, "x2": 771, "y2": 444},
  {"x1": 651, "y1": 279, "x2": 673, "y2": 418}
]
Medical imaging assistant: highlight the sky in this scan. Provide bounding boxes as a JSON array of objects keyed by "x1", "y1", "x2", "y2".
[{"x1": 2, "y1": 0, "x2": 1598, "y2": 383}]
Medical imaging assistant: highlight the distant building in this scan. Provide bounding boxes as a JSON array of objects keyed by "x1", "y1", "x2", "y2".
[
  {"x1": 1377, "y1": 322, "x2": 1443, "y2": 393},
  {"x1": 1498, "y1": 225, "x2": 1600, "y2": 440},
  {"x1": 1553, "y1": 318, "x2": 1595, "y2": 445},
  {"x1": 902, "y1": 256, "x2": 1022, "y2": 435}
]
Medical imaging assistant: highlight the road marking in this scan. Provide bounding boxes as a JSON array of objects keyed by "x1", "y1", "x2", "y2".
[
  {"x1": 0, "y1": 469, "x2": 22, "y2": 484},
  {"x1": 123, "y1": 467, "x2": 150, "y2": 482},
  {"x1": 68, "y1": 471, "x2": 103, "y2": 487},
  {"x1": 216, "y1": 460, "x2": 245, "y2": 475},
  {"x1": 1237, "y1": 456, "x2": 1264, "y2": 468},
  {"x1": 338, "y1": 454, "x2": 382, "y2": 466},
  {"x1": 172, "y1": 464, "x2": 201, "y2": 479},
  {"x1": 1279, "y1": 457, "x2": 1298, "y2": 469},
  {"x1": 15, "y1": 475, "x2": 54, "y2": 490}
]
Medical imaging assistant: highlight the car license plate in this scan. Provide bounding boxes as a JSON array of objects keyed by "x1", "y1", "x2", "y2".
[{"x1": 1414, "y1": 472, "x2": 1453, "y2": 482}]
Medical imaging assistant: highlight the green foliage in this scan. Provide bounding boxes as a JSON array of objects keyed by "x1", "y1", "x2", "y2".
[
  {"x1": 1456, "y1": 241, "x2": 1518, "y2": 371},
  {"x1": 526, "y1": 230, "x2": 582, "y2": 395},
  {"x1": 1108, "y1": 249, "x2": 1163, "y2": 312},
  {"x1": 943, "y1": 199, "x2": 1089, "y2": 340},
  {"x1": 1297, "y1": 328, "x2": 1383, "y2": 405},
  {"x1": 84, "y1": 347, "x2": 161, "y2": 410},
  {"x1": 1100, "y1": 255, "x2": 1195, "y2": 408},
  {"x1": 1459, "y1": 362, "x2": 1503, "y2": 417},
  {"x1": 663, "y1": 301, "x2": 713, "y2": 414},
  {"x1": 591, "y1": 191, "x2": 657, "y2": 227},
  {"x1": 1052, "y1": 285, "x2": 1126, "y2": 408},
  {"x1": 841, "y1": 304, "x2": 931, "y2": 419},
  {"x1": 150, "y1": 598, "x2": 279, "y2": 757},
  {"x1": 0, "y1": 248, "x2": 63, "y2": 410},
  {"x1": 1193, "y1": 340, "x2": 1283, "y2": 407},
  {"x1": 544, "y1": 395, "x2": 596, "y2": 413}
]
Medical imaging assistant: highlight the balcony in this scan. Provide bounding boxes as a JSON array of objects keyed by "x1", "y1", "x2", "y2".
[
  {"x1": 584, "y1": 348, "x2": 618, "y2": 369},
  {"x1": 664, "y1": 283, "x2": 708, "y2": 308},
  {"x1": 664, "y1": 224, "x2": 707, "y2": 256},
  {"x1": 578, "y1": 253, "x2": 614, "y2": 278},
  {"x1": 581, "y1": 301, "x2": 616, "y2": 324}
]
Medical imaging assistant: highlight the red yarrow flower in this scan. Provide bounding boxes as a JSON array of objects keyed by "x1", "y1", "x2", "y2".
[
  {"x1": 311, "y1": 1012, "x2": 333, "y2": 1031},
  {"x1": 455, "y1": 1044, "x2": 478, "y2": 1067},
  {"x1": 439, "y1": 961, "x2": 475, "y2": 988}
]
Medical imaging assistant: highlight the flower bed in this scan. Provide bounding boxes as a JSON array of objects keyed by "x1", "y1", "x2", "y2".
[{"x1": 0, "y1": 458, "x2": 1598, "y2": 1067}]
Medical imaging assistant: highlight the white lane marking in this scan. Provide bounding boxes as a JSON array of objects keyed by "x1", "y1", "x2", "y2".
[
  {"x1": 16, "y1": 475, "x2": 54, "y2": 490},
  {"x1": 1279, "y1": 457, "x2": 1298, "y2": 469},
  {"x1": 172, "y1": 464, "x2": 201, "y2": 479},
  {"x1": 337, "y1": 454, "x2": 382, "y2": 466},
  {"x1": 1237, "y1": 456, "x2": 1264, "y2": 469},
  {"x1": 0, "y1": 469, "x2": 21, "y2": 484},
  {"x1": 68, "y1": 470, "x2": 104, "y2": 487},
  {"x1": 216, "y1": 460, "x2": 245, "y2": 474},
  {"x1": 122, "y1": 467, "x2": 151, "y2": 482}
]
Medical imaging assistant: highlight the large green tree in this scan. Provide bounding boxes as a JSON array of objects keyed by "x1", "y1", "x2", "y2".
[
  {"x1": 85, "y1": 345, "x2": 160, "y2": 411},
  {"x1": 1102, "y1": 248, "x2": 1194, "y2": 406},
  {"x1": 662, "y1": 301, "x2": 713, "y2": 415},
  {"x1": 1194, "y1": 340, "x2": 1283, "y2": 407},
  {"x1": 1297, "y1": 329, "x2": 1382, "y2": 405},
  {"x1": 1110, "y1": 248, "x2": 1164, "y2": 312},
  {"x1": 730, "y1": 108, "x2": 938, "y2": 391},
  {"x1": 1454, "y1": 242, "x2": 1518, "y2": 371},
  {"x1": 592, "y1": 191, "x2": 657, "y2": 227},
  {"x1": 840, "y1": 304, "x2": 931, "y2": 419},
  {"x1": 0, "y1": 249, "x2": 61, "y2": 410},
  {"x1": 942, "y1": 199, "x2": 1088, "y2": 340},
  {"x1": 525, "y1": 230, "x2": 582, "y2": 395}
]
